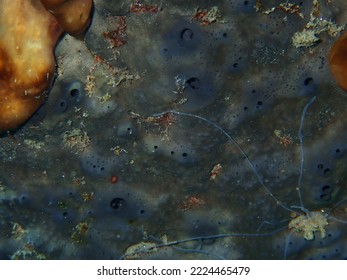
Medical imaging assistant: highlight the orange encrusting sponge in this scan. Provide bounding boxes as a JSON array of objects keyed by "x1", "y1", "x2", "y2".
[
  {"x1": 328, "y1": 30, "x2": 347, "y2": 92},
  {"x1": 40, "y1": 0, "x2": 93, "y2": 36},
  {"x1": 0, "y1": 0, "x2": 62, "y2": 132},
  {"x1": 0, "y1": 0, "x2": 92, "y2": 133}
]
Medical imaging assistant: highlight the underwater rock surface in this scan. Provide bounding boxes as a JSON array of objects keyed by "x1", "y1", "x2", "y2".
[{"x1": 0, "y1": 0, "x2": 347, "y2": 259}]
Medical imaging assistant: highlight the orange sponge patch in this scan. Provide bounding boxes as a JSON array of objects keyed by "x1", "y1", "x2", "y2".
[
  {"x1": 0, "y1": 0, "x2": 62, "y2": 132},
  {"x1": 41, "y1": 0, "x2": 93, "y2": 36},
  {"x1": 329, "y1": 31, "x2": 347, "y2": 92},
  {"x1": 0, "y1": 0, "x2": 92, "y2": 133}
]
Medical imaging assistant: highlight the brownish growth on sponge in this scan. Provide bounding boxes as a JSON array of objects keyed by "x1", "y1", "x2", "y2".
[
  {"x1": 0, "y1": 0, "x2": 62, "y2": 132},
  {"x1": 329, "y1": 30, "x2": 347, "y2": 92},
  {"x1": 40, "y1": 0, "x2": 93, "y2": 36},
  {"x1": 0, "y1": 0, "x2": 92, "y2": 133}
]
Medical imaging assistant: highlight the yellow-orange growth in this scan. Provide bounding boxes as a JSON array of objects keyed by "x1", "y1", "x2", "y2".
[
  {"x1": 0, "y1": 0, "x2": 92, "y2": 132},
  {"x1": 329, "y1": 31, "x2": 347, "y2": 92}
]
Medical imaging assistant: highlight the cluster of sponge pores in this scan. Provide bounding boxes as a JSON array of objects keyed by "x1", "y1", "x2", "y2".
[
  {"x1": 0, "y1": 0, "x2": 92, "y2": 133},
  {"x1": 0, "y1": 1, "x2": 346, "y2": 133}
]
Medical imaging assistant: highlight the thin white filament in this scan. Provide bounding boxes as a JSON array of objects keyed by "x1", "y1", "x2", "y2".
[
  {"x1": 153, "y1": 110, "x2": 294, "y2": 213},
  {"x1": 297, "y1": 96, "x2": 317, "y2": 210}
]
